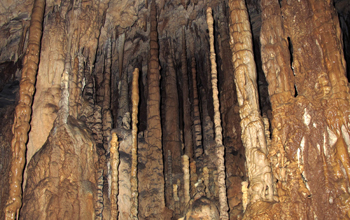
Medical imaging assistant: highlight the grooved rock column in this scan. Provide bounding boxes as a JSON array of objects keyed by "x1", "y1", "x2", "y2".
[
  {"x1": 164, "y1": 55, "x2": 182, "y2": 208},
  {"x1": 139, "y1": 1, "x2": 167, "y2": 218},
  {"x1": 206, "y1": 7, "x2": 229, "y2": 220},
  {"x1": 228, "y1": 0, "x2": 273, "y2": 206},
  {"x1": 5, "y1": 0, "x2": 45, "y2": 218}
]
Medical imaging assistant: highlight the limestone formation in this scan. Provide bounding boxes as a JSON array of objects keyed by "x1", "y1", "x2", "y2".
[
  {"x1": 228, "y1": 0, "x2": 274, "y2": 207},
  {"x1": 164, "y1": 54, "x2": 182, "y2": 210},
  {"x1": 20, "y1": 116, "x2": 98, "y2": 220},
  {"x1": 5, "y1": 0, "x2": 45, "y2": 218},
  {"x1": 255, "y1": 0, "x2": 350, "y2": 218},
  {"x1": 102, "y1": 38, "x2": 113, "y2": 151},
  {"x1": 182, "y1": 27, "x2": 193, "y2": 160},
  {"x1": 191, "y1": 57, "x2": 203, "y2": 162},
  {"x1": 206, "y1": 7, "x2": 229, "y2": 220},
  {"x1": 130, "y1": 68, "x2": 139, "y2": 219},
  {"x1": 1, "y1": 0, "x2": 350, "y2": 219},
  {"x1": 109, "y1": 131, "x2": 119, "y2": 219},
  {"x1": 182, "y1": 155, "x2": 190, "y2": 207},
  {"x1": 138, "y1": 1, "x2": 166, "y2": 218}
]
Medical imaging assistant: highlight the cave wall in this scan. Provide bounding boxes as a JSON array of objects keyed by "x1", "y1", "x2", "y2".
[{"x1": 0, "y1": 0, "x2": 350, "y2": 219}]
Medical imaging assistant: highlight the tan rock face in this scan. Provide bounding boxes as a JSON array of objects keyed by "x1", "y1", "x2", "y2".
[{"x1": 20, "y1": 116, "x2": 98, "y2": 220}]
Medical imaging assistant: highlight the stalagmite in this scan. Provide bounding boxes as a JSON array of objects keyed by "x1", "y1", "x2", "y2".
[
  {"x1": 189, "y1": 161, "x2": 198, "y2": 197},
  {"x1": 191, "y1": 57, "x2": 202, "y2": 162},
  {"x1": 182, "y1": 155, "x2": 190, "y2": 206},
  {"x1": 182, "y1": 27, "x2": 193, "y2": 159},
  {"x1": 96, "y1": 169, "x2": 104, "y2": 220},
  {"x1": 5, "y1": 0, "x2": 45, "y2": 218},
  {"x1": 206, "y1": 7, "x2": 229, "y2": 220},
  {"x1": 138, "y1": 1, "x2": 166, "y2": 218},
  {"x1": 203, "y1": 167, "x2": 210, "y2": 198},
  {"x1": 130, "y1": 68, "x2": 139, "y2": 219},
  {"x1": 241, "y1": 181, "x2": 248, "y2": 212},
  {"x1": 110, "y1": 131, "x2": 119, "y2": 219},
  {"x1": 228, "y1": 0, "x2": 274, "y2": 207}
]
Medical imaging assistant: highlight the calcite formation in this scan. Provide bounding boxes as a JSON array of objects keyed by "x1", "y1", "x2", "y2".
[
  {"x1": 130, "y1": 68, "x2": 139, "y2": 219},
  {"x1": 5, "y1": 0, "x2": 45, "y2": 218},
  {"x1": 228, "y1": 0, "x2": 274, "y2": 207},
  {"x1": 1, "y1": 0, "x2": 350, "y2": 219},
  {"x1": 206, "y1": 7, "x2": 229, "y2": 220},
  {"x1": 20, "y1": 117, "x2": 98, "y2": 220}
]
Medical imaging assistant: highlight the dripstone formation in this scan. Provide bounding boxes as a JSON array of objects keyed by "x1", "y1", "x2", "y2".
[{"x1": 1, "y1": 0, "x2": 350, "y2": 219}]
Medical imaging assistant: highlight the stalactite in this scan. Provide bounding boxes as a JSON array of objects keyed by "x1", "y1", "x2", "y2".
[
  {"x1": 117, "y1": 33, "x2": 129, "y2": 130},
  {"x1": 138, "y1": 1, "x2": 166, "y2": 218},
  {"x1": 182, "y1": 155, "x2": 190, "y2": 206},
  {"x1": 118, "y1": 33, "x2": 125, "y2": 79},
  {"x1": 164, "y1": 54, "x2": 182, "y2": 210},
  {"x1": 110, "y1": 131, "x2": 119, "y2": 220},
  {"x1": 69, "y1": 56, "x2": 79, "y2": 118},
  {"x1": 103, "y1": 38, "x2": 113, "y2": 151},
  {"x1": 58, "y1": 49, "x2": 71, "y2": 125},
  {"x1": 130, "y1": 68, "x2": 139, "y2": 220},
  {"x1": 117, "y1": 70, "x2": 129, "y2": 129},
  {"x1": 5, "y1": 1, "x2": 45, "y2": 218},
  {"x1": 228, "y1": 0, "x2": 274, "y2": 207},
  {"x1": 182, "y1": 27, "x2": 193, "y2": 160},
  {"x1": 206, "y1": 7, "x2": 229, "y2": 220},
  {"x1": 191, "y1": 57, "x2": 202, "y2": 163}
]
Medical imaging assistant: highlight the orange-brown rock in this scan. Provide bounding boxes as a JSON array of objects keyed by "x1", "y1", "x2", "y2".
[{"x1": 259, "y1": 0, "x2": 350, "y2": 219}]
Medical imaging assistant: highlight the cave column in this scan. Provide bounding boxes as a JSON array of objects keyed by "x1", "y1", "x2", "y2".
[
  {"x1": 139, "y1": 1, "x2": 166, "y2": 218},
  {"x1": 206, "y1": 7, "x2": 229, "y2": 220},
  {"x1": 130, "y1": 68, "x2": 139, "y2": 219},
  {"x1": 110, "y1": 132, "x2": 119, "y2": 219},
  {"x1": 191, "y1": 57, "x2": 203, "y2": 164},
  {"x1": 5, "y1": 0, "x2": 45, "y2": 218},
  {"x1": 228, "y1": 0, "x2": 274, "y2": 206}
]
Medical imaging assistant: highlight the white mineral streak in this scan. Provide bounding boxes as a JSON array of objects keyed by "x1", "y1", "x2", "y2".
[
  {"x1": 242, "y1": 181, "x2": 249, "y2": 212},
  {"x1": 183, "y1": 155, "x2": 190, "y2": 206},
  {"x1": 130, "y1": 68, "x2": 139, "y2": 219},
  {"x1": 110, "y1": 131, "x2": 119, "y2": 219},
  {"x1": 203, "y1": 167, "x2": 210, "y2": 198}
]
